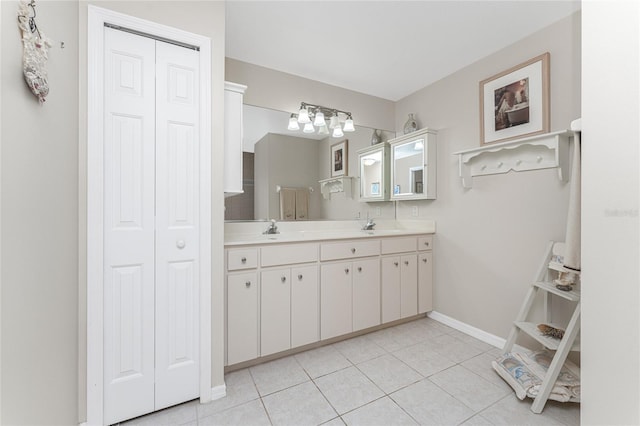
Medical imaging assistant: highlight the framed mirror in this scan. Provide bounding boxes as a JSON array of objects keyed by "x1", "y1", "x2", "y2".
[
  {"x1": 358, "y1": 142, "x2": 389, "y2": 202},
  {"x1": 390, "y1": 128, "x2": 437, "y2": 200}
]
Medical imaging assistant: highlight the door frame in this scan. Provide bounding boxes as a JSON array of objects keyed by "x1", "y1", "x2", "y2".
[{"x1": 87, "y1": 6, "x2": 212, "y2": 424}]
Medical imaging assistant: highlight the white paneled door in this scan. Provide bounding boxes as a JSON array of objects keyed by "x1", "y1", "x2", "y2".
[{"x1": 103, "y1": 27, "x2": 200, "y2": 424}]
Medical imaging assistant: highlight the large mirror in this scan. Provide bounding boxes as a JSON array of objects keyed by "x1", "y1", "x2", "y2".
[
  {"x1": 390, "y1": 128, "x2": 437, "y2": 201},
  {"x1": 224, "y1": 104, "x2": 395, "y2": 221}
]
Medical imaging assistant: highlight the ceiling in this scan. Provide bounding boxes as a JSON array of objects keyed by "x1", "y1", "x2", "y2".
[{"x1": 226, "y1": 1, "x2": 580, "y2": 101}]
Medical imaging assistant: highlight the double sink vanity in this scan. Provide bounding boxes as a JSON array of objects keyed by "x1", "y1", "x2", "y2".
[{"x1": 224, "y1": 220, "x2": 436, "y2": 368}]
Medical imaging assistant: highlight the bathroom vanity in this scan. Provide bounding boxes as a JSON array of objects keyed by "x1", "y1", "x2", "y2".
[{"x1": 224, "y1": 221, "x2": 435, "y2": 367}]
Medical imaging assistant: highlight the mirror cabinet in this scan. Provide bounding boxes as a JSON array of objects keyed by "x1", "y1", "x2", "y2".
[
  {"x1": 358, "y1": 142, "x2": 390, "y2": 202},
  {"x1": 390, "y1": 128, "x2": 437, "y2": 200}
]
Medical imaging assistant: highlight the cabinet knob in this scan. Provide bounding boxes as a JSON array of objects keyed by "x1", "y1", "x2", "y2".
[
  {"x1": 281, "y1": 276, "x2": 287, "y2": 283},
  {"x1": 176, "y1": 240, "x2": 186, "y2": 249},
  {"x1": 422, "y1": 258, "x2": 428, "y2": 263},
  {"x1": 298, "y1": 274, "x2": 303, "y2": 280},
  {"x1": 245, "y1": 281, "x2": 251, "y2": 288},
  {"x1": 351, "y1": 248, "x2": 356, "y2": 254},
  {"x1": 424, "y1": 242, "x2": 429, "y2": 247},
  {"x1": 345, "y1": 268, "x2": 350, "y2": 274},
  {"x1": 241, "y1": 257, "x2": 247, "y2": 263},
  {"x1": 404, "y1": 260, "x2": 409, "y2": 266},
  {"x1": 357, "y1": 266, "x2": 362, "y2": 272},
  {"x1": 394, "y1": 261, "x2": 399, "y2": 267}
]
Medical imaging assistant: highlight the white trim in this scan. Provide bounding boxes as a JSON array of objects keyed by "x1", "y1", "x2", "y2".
[
  {"x1": 87, "y1": 6, "x2": 212, "y2": 424},
  {"x1": 428, "y1": 310, "x2": 528, "y2": 352},
  {"x1": 210, "y1": 384, "x2": 227, "y2": 401},
  {"x1": 0, "y1": 3, "x2": 3, "y2": 421}
]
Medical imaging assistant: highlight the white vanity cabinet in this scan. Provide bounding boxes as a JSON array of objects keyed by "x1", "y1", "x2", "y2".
[
  {"x1": 224, "y1": 231, "x2": 433, "y2": 367},
  {"x1": 260, "y1": 244, "x2": 319, "y2": 357},
  {"x1": 418, "y1": 236, "x2": 434, "y2": 313},
  {"x1": 381, "y1": 237, "x2": 419, "y2": 322},
  {"x1": 320, "y1": 256, "x2": 381, "y2": 340},
  {"x1": 358, "y1": 142, "x2": 390, "y2": 202},
  {"x1": 226, "y1": 271, "x2": 258, "y2": 365}
]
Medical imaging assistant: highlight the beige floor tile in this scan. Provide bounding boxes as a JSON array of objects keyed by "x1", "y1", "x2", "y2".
[
  {"x1": 295, "y1": 345, "x2": 352, "y2": 379},
  {"x1": 121, "y1": 400, "x2": 198, "y2": 426},
  {"x1": 341, "y1": 397, "x2": 418, "y2": 426},
  {"x1": 197, "y1": 369, "x2": 260, "y2": 418},
  {"x1": 429, "y1": 365, "x2": 509, "y2": 412},
  {"x1": 460, "y1": 352, "x2": 512, "y2": 392},
  {"x1": 393, "y1": 341, "x2": 456, "y2": 377},
  {"x1": 332, "y1": 335, "x2": 387, "y2": 365},
  {"x1": 262, "y1": 381, "x2": 337, "y2": 426},
  {"x1": 199, "y1": 399, "x2": 271, "y2": 426},
  {"x1": 390, "y1": 379, "x2": 474, "y2": 425},
  {"x1": 314, "y1": 366, "x2": 384, "y2": 415},
  {"x1": 478, "y1": 394, "x2": 565, "y2": 425},
  {"x1": 250, "y1": 356, "x2": 309, "y2": 396},
  {"x1": 427, "y1": 333, "x2": 485, "y2": 364},
  {"x1": 357, "y1": 354, "x2": 423, "y2": 393}
]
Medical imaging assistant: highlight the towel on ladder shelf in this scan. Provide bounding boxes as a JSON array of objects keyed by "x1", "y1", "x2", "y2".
[{"x1": 279, "y1": 188, "x2": 296, "y2": 220}]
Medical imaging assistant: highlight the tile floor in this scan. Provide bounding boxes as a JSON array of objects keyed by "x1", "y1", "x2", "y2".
[{"x1": 120, "y1": 317, "x2": 579, "y2": 426}]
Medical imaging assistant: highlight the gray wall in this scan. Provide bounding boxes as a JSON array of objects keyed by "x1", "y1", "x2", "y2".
[
  {"x1": 393, "y1": 13, "x2": 581, "y2": 342},
  {"x1": 1, "y1": 1, "x2": 226, "y2": 424},
  {"x1": 1, "y1": 2, "x2": 79, "y2": 424}
]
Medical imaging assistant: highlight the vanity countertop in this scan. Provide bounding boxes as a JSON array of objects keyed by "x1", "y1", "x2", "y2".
[{"x1": 224, "y1": 219, "x2": 435, "y2": 246}]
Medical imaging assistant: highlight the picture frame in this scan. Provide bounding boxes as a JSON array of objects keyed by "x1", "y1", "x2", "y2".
[
  {"x1": 331, "y1": 139, "x2": 348, "y2": 177},
  {"x1": 479, "y1": 52, "x2": 550, "y2": 146},
  {"x1": 394, "y1": 185, "x2": 400, "y2": 195},
  {"x1": 370, "y1": 182, "x2": 380, "y2": 196}
]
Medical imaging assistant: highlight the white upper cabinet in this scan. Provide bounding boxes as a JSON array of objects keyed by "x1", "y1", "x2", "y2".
[
  {"x1": 224, "y1": 82, "x2": 247, "y2": 197},
  {"x1": 358, "y1": 142, "x2": 390, "y2": 202},
  {"x1": 390, "y1": 128, "x2": 437, "y2": 200}
]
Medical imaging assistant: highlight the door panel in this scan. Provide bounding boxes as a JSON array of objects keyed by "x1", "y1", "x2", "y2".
[
  {"x1": 155, "y1": 40, "x2": 200, "y2": 409},
  {"x1": 291, "y1": 265, "x2": 319, "y2": 347},
  {"x1": 400, "y1": 254, "x2": 418, "y2": 318},
  {"x1": 352, "y1": 258, "x2": 381, "y2": 331},
  {"x1": 381, "y1": 256, "x2": 401, "y2": 323},
  {"x1": 104, "y1": 27, "x2": 156, "y2": 425},
  {"x1": 261, "y1": 269, "x2": 291, "y2": 356},
  {"x1": 320, "y1": 262, "x2": 353, "y2": 340}
]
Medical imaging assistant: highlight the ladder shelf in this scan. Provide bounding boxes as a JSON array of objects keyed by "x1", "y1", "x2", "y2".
[{"x1": 499, "y1": 241, "x2": 581, "y2": 414}]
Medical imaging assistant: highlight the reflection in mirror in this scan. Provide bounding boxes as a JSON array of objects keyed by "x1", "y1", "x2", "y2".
[
  {"x1": 393, "y1": 139, "x2": 424, "y2": 196},
  {"x1": 224, "y1": 104, "x2": 395, "y2": 221}
]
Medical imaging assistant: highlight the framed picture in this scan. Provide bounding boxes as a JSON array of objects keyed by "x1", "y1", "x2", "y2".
[
  {"x1": 331, "y1": 139, "x2": 348, "y2": 177},
  {"x1": 480, "y1": 52, "x2": 550, "y2": 145},
  {"x1": 370, "y1": 182, "x2": 380, "y2": 196},
  {"x1": 394, "y1": 185, "x2": 400, "y2": 195}
]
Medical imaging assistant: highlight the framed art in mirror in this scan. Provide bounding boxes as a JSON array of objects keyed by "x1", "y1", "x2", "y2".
[{"x1": 331, "y1": 139, "x2": 348, "y2": 177}]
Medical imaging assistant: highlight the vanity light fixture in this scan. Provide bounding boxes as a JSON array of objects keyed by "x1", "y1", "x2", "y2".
[{"x1": 290, "y1": 102, "x2": 355, "y2": 138}]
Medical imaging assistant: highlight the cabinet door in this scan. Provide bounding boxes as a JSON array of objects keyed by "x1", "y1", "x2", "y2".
[
  {"x1": 400, "y1": 254, "x2": 418, "y2": 318},
  {"x1": 418, "y1": 251, "x2": 433, "y2": 313},
  {"x1": 261, "y1": 268, "x2": 291, "y2": 356},
  {"x1": 291, "y1": 265, "x2": 319, "y2": 348},
  {"x1": 320, "y1": 262, "x2": 353, "y2": 340},
  {"x1": 352, "y1": 258, "x2": 381, "y2": 331},
  {"x1": 227, "y1": 273, "x2": 258, "y2": 365},
  {"x1": 381, "y1": 256, "x2": 401, "y2": 323}
]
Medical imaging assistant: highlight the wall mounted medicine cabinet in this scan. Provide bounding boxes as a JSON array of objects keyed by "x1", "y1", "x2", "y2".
[
  {"x1": 358, "y1": 142, "x2": 390, "y2": 202},
  {"x1": 390, "y1": 128, "x2": 437, "y2": 201}
]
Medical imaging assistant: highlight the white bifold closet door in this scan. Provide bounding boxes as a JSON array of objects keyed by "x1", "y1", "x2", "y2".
[{"x1": 103, "y1": 27, "x2": 200, "y2": 425}]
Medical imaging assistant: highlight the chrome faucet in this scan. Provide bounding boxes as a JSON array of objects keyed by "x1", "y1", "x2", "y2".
[
  {"x1": 362, "y1": 217, "x2": 376, "y2": 231},
  {"x1": 263, "y1": 219, "x2": 279, "y2": 235}
]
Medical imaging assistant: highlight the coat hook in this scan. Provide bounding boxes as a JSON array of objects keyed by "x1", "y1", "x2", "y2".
[{"x1": 60, "y1": 41, "x2": 65, "y2": 49}]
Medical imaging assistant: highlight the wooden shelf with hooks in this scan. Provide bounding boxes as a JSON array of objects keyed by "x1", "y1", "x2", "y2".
[{"x1": 452, "y1": 130, "x2": 575, "y2": 188}]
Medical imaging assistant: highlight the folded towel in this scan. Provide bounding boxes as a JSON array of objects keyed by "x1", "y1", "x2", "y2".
[
  {"x1": 492, "y1": 351, "x2": 580, "y2": 403},
  {"x1": 279, "y1": 188, "x2": 295, "y2": 221},
  {"x1": 295, "y1": 188, "x2": 309, "y2": 220}
]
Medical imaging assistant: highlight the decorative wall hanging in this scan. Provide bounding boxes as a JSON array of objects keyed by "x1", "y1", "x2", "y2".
[
  {"x1": 17, "y1": 0, "x2": 52, "y2": 103},
  {"x1": 330, "y1": 139, "x2": 348, "y2": 177},
  {"x1": 480, "y1": 53, "x2": 550, "y2": 146}
]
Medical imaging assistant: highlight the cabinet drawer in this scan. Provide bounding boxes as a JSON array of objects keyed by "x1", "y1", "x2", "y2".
[
  {"x1": 381, "y1": 237, "x2": 417, "y2": 254},
  {"x1": 320, "y1": 239, "x2": 380, "y2": 261},
  {"x1": 227, "y1": 248, "x2": 258, "y2": 271},
  {"x1": 418, "y1": 235, "x2": 434, "y2": 251},
  {"x1": 261, "y1": 243, "x2": 318, "y2": 267}
]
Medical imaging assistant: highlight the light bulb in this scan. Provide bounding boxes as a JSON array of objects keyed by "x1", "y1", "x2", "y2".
[
  {"x1": 332, "y1": 125, "x2": 344, "y2": 138},
  {"x1": 329, "y1": 114, "x2": 339, "y2": 129},
  {"x1": 343, "y1": 116, "x2": 355, "y2": 132},
  {"x1": 414, "y1": 140, "x2": 424, "y2": 150},
  {"x1": 318, "y1": 124, "x2": 329, "y2": 136},
  {"x1": 288, "y1": 115, "x2": 300, "y2": 131},
  {"x1": 298, "y1": 106, "x2": 311, "y2": 124},
  {"x1": 303, "y1": 122, "x2": 315, "y2": 133},
  {"x1": 313, "y1": 110, "x2": 325, "y2": 127}
]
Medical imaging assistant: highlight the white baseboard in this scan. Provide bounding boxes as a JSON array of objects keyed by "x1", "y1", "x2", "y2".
[
  {"x1": 211, "y1": 383, "x2": 226, "y2": 401},
  {"x1": 427, "y1": 310, "x2": 528, "y2": 353}
]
